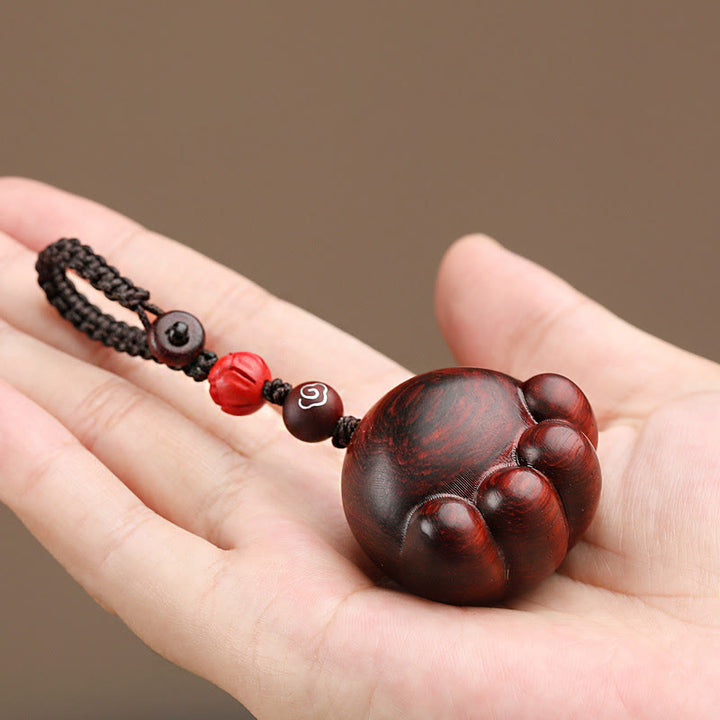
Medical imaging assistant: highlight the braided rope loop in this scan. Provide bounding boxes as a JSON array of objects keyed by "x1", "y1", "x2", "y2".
[{"x1": 36, "y1": 238, "x2": 217, "y2": 381}]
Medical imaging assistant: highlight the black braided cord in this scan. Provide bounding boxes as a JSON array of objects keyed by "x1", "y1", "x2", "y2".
[
  {"x1": 36, "y1": 237, "x2": 217, "y2": 381},
  {"x1": 332, "y1": 415, "x2": 361, "y2": 449},
  {"x1": 262, "y1": 378, "x2": 292, "y2": 405},
  {"x1": 36, "y1": 238, "x2": 361, "y2": 446}
]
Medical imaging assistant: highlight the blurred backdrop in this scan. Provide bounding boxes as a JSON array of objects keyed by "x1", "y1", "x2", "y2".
[{"x1": 1, "y1": 2, "x2": 719, "y2": 718}]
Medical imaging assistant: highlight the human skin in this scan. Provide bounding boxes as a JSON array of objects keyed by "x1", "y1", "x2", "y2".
[{"x1": 0, "y1": 177, "x2": 718, "y2": 719}]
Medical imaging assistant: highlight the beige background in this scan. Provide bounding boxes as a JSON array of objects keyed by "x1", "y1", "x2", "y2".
[{"x1": 1, "y1": 2, "x2": 719, "y2": 718}]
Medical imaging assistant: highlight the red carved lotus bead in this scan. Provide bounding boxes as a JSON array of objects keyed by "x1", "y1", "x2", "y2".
[{"x1": 208, "y1": 352, "x2": 272, "y2": 416}]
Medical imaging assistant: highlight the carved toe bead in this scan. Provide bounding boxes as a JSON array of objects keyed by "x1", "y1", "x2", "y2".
[
  {"x1": 522, "y1": 373, "x2": 598, "y2": 447},
  {"x1": 476, "y1": 466, "x2": 569, "y2": 593},
  {"x1": 517, "y1": 419, "x2": 601, "y2": 546}
]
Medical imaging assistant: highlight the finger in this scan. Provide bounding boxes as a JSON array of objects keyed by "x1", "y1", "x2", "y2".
[
  {"x1": 0, "y1": 319, "x2": 345, "y2": 551},
  {"x1": 0, "y1": 373, "x2": 389, "y2": 714},
  {"x1": 0, "y1": 177, "x2": 411, "y2": 419},
  {"x1": 0, "y1": 378, "x2": 225, "y2": 670},
  {"x1": 435, "y1": 235, "x2": 720, "y2": 425}
]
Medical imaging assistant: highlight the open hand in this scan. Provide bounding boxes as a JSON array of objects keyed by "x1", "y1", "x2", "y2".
[{"x1": 0, "y1": 178, "x2": 718, "y2": 719}]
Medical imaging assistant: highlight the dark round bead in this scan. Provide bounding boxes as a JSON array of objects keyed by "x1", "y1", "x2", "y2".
[
  {"x1": 147, "y1": 310, "x2": 205, "y2": 367},
  {"x1": 282, "y1": 381, "x2": 343, "y2": 442}
]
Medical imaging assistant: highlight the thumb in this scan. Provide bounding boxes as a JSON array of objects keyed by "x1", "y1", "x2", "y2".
[{"x1": 434, "y1": 235, "x2": 720, "y2": 426}]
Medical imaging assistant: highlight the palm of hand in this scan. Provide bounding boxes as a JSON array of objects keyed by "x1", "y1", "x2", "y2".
[{"x1": 0, "y1": 178, "x2": 718, "y2": 720}]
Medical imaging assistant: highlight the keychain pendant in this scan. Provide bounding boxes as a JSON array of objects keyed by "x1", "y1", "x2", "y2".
[
  {"x1": 341, "y1": 368, "x2": 600, "y2": 605},
  {"x1": 36, "y1": 238, "x2": 601, "y2": 607}
]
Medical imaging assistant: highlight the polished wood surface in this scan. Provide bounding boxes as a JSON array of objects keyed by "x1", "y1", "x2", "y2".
[{"x1": 342, "y1": 368, "x2": 601, "y2": 605}]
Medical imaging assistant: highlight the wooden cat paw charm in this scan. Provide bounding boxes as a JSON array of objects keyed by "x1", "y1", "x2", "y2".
[
  {"x1": 36, "y1": 241, "x2": 601, "y2": 608},
  {"x1": 341, "y1": 368, "x2": 601, "y2": 605}
]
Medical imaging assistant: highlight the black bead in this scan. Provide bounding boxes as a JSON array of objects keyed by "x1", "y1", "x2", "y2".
[
  {"x1": 166, "y1": 321, "x2": 189, "y2": 346},
  {"x1": 147, "y1": 311, "x2": 205, "y2": 367}
]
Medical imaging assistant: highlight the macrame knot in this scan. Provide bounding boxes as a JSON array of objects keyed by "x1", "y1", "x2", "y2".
[
  {"x1": 120, "y1": 286, "x2": 151, "y2": 310},
  {"x1": 332, "y1": 415, "x2": 361, "y2": 448},
  {"x1": 262, "y1": 378, "x2": 293, "y2": 405}
]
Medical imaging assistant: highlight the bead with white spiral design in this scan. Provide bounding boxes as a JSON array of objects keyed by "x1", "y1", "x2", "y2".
[
  {"x1": 283, "y1": 381, "x2": 343, "y2": 442},
  {"x1": 298, "y1": 382, "x2": 329, "y2": 409}
]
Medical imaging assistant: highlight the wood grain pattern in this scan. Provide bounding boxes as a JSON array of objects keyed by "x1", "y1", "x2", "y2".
[{"x1": 341, "y1": 368, "x2": 601, "y2": 605}]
